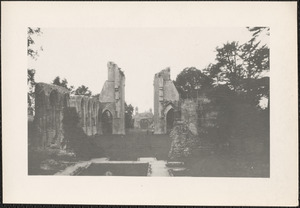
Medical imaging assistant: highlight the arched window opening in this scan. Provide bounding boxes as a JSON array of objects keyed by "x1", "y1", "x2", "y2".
[
  {"x1": 81, "y1": 99, "x2": 85, "y2": 126},
  {"x1": 102, "y1": 110, "x2": 113, "y2": 134},
  {"x1": 166, "y1": 108, "x2": 174, "y2": 133}
]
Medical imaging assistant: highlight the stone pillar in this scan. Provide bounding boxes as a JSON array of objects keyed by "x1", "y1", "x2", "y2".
[{"x1": 153, "y1": 68, "x2": 179, "y2": 134}]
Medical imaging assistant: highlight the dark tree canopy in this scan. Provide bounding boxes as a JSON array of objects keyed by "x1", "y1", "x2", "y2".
[
  {"x1": 174, "y1": 67, "x2": 213, "y2": 99},
  {"x1": 205, "y1": 38, "x2": 269, "y2": 107},
  {"x1": 52, "y1": 76, "x2": 74, "y2": 92},
  {"x1": 247, "y1": 27, "x2": 270, "y2": 42},
  {"x1": 27, "y1": 69, "x2": 36, "y2": 107},
  {"x1": 27, "y1": 27, "x2": 43, "y2": 59},
  {"x1": 75, "y1": 85, "x2": 92, "y2": 96},
  {"x1": 125, "y1": 102, "x2": 134, "y2": 129},
  {"x1": 27, "y1": 27, "x2": 43, "y2": 115}
]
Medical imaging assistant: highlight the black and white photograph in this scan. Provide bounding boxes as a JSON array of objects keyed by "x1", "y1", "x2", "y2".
[
  {"x1": 2, "y1": 1, "x2": 297, "y2": 206},
  {"x1": 27, "y1": 27, "x2": 270, "y2": 177}
]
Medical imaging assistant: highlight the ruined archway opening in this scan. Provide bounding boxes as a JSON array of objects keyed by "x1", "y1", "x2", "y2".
[
  {"x1": 80, "y1": 99, "x2": 85, "y2": 126},
  {"x1": 49, "y1": 90, "x2": 59, "y2": 128},
  {"x1": 102, "y1": 110, "x2": 113, "y2": 135},
  {"x1": 49, "y1": 90, "x2": 59, "y2": 144},
  {"x1": 93, "y1": 103, "x2": 97, "y2": 127},
  {"x1": 49, "y1": 90, "x2": 59, "y2": 107},
  {"x1": 166, "y1": 108, "x2": 174, "y2": 133},
  {"x1": 87, "y1": 101, "x2": 91, "y2": 127},
  {"x1": 63, "y1": 94, "x2": 69, "y2": 107}
]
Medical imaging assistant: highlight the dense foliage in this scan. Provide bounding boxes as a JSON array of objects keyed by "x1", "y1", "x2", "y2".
[
  {"x1": 62, "y1": 107, "x2": 103, "y2": 159},
  {"x1": 74, "y1": 85, "x2": 92, "y2": 96},
  {"x1": 125, "y1": 102, "x2": 134, "y2": 128},
  {"x1": 174, "y1": 67, "x2": 212, "y2": 99},
  {"x1": 27, "y1": 27, "x2": 43, "y2": 115},
  {"x1": 173, "y1": 27, "x2": 270, "y2": 157},
  {"x1": 52, "y1": 76, "x2": 74, "y2": 92}
]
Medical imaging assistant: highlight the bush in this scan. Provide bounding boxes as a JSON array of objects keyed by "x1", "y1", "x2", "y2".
[
  {"x1": 197, "y1": 85, "x2": 269, "y2": 156},
  {"x1": 168, "y1": 121, "x2": 199, "y2": 161},
  {"x1": 62, "y1": 107, "x2": 104, "y2": 160}
]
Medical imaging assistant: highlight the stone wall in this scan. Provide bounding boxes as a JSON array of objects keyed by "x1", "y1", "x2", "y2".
[
  {"x1": 34, "y1": 83, "x2": 70, "y2": 149},
  {"x1": 180, "y1": 99, "x2": 198, "y2": 135},
  {"x1": 32, "y1": 62, "x2": 126, "y2": 150},
  {"x1": 99, "y1": 62, "x2": 125, "y2": 135},
  {"x1": 69, "y1": 95, "x2": 101, "y2": 136},
  {"x1": 153, "y1": 68, "x2": 180, "y2": 134},
  {"x1": 196, "y1": 95, "x2": 218, "y2": 134}
]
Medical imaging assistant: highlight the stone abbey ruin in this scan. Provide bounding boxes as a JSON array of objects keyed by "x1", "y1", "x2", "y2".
[
  {"x1": 29, "y1": 60, "x2": 269, "y2": 177},
  {"x1": 32, "y1": 61, "x2": 214, "y2": 150},
  {"x1": 33, "y1": 62, "x2": 125, "y2": 149}
]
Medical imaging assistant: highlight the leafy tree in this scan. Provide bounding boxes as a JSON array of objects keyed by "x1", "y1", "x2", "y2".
[
  {"x1": 27, "y1": 27, "x2": 43, "y2": 59},
  {"x1": 125, "y1": 102, "x2": 134, "y2": 128},
  {"x1": 52, "y1": 76, "x2": 74, "y2": 92},
  {"x1": 27, "y1": 69, "x2": 36, "y2": 115},
  {"x1": 27, "y1": 27, "x2": 43, "y2": 115},
  {"x1": 247, "y1": 27, "x2": 270, "y2": 42},
  {"x1": 174, "y1": 67, "x2": 213, "y2": 99},
  {"x1": 205, "y1": 38, "x2": 269, "y2": 107},
  {"x1": 199, "y1": 27, "x2": 270, "y2": 151},
  {"x1": 74, "y1": 85, "x2": 92, "y2": 96}
]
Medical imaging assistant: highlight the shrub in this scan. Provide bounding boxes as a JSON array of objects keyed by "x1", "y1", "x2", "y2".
[{"x1": 62, "y1": 107, "x2": 103, "y2": 160}]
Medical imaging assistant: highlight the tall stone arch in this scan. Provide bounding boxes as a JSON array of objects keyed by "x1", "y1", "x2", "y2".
[
  {"x1": 164, "y1": 104, "x2": 175, "y2": 133},
  {"x1": 153, "y1": 68, "x2": 179, "y2": 134}
]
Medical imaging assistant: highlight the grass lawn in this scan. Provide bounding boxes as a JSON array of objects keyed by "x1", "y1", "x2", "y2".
[
  {"x1": 28, "y1": 129, "x2": 172, "y2": 175},
  {"x1": 92, "y1": 129, "x2": 172, "y2": 161},
  {"x1": 183, "y1": 152, "x2": 269, "y2": 177},
  {"x1": 29, "y1": 129, "x2": 269, "y2": 177}
]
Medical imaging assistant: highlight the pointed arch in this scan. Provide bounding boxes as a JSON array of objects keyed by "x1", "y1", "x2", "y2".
[
  {"x1": 164, "y1": 104, "x2": 175, "y2": 133},
  {"x1": 101, "y1": 109, "x2": 113, "y2": 134}
]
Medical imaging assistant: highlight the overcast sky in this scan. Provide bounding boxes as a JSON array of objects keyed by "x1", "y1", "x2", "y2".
[{"x1": 29, "y1": 27, "x2": 266, "y2": 112}]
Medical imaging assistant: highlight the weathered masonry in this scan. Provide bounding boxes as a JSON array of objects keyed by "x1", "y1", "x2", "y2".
[
  {"x1": 153, "y1": 68, "x2": 180, "y2": 134},
  {"x1": 99, "y1": 62, "x2": 125, "y2": 135},
  {"x1": 33, "y1": 62, "x2": 125, "y2": 149},
  {"x1": 153, "y1": 68, "x2": 215, "y2": 135},
  {"x1": 69, "y1": 95, "x2": 101, "y2": 136},
  {"x1": 34, "y1": 83, "x2": 70, "y2": 149}
]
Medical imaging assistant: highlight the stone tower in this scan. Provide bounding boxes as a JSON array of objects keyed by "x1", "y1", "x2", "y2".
[
  {"x1": 153, "y1": 68, "x2": 179, "y2": 134},
  {"x1": 99, "y1": 62, "x2": 125, "y2": 135}
]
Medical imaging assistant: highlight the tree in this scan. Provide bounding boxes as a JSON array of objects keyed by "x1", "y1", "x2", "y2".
[
  {"x1": 125, "y1": 102, "x2": 134, "y2": 128},
  {"x1": 205, "y1": 36, "x2": 269, "y2": 107},
  {"x1": 52, "y1": 76, "x2": 74, "y2": 92},
  {"x1": 199, "y1": 27, "x2": 270, "y2": 151},
  {"x1": 247, "y1": 27, "x2": 270, "y2": 42},
  {"x1": 74, "y1": 85, "x2": 92, "y2": 96},
  {"x1": 27, "y1": 27, "x2": 43, "y2": 59},
  {"x1": 174, "y1": 67, "x2": 213, "y2": 99},
  {"x1": 62, "y1": 107, "x2": 104, "y2": 159},
  {"x1": 27, "y1": 27, "x2": 43, "y2": 115},
  {"x1": 27, "y1": 68, "x2": 36, "y2": 115}
]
